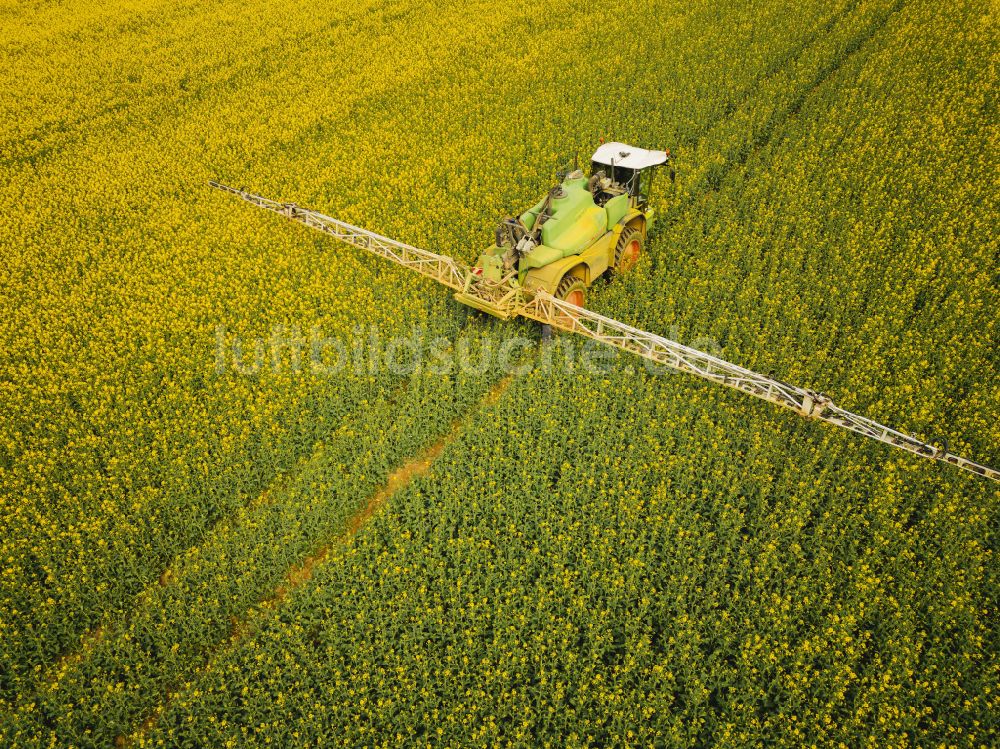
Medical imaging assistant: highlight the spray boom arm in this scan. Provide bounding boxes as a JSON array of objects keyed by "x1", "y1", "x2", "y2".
[
  {"x1": 210, "y1": 182, "x2": 999, "y2": 483},
  {"x1": 208, "y1": 181, "x2": 470, "y2": 290}
]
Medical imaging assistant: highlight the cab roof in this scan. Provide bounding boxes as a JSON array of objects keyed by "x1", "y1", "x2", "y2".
[{"x1": 591, "y1": 142, "x2": 668, "y2": 170}]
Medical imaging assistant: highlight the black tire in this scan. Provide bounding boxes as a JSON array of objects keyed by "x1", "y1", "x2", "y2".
[
  {"x1": 555, "y1": 275, "x2": 587, "y2": 307},
  {"x1": 613, "y1": 227, "x2": 643, "y2": 274}
]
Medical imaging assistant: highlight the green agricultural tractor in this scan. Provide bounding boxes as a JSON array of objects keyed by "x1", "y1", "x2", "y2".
[{"x1": 456, "y1": 142, "x2": 674, "y2": 313}]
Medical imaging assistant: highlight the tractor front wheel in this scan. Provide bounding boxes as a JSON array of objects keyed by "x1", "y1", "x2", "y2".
[
  {"x1": 613, "y1": 227, "x2": 643, "y2": 274},
  {"x1": 555, "y1": 275, "x2": 587, "y2": 307}
]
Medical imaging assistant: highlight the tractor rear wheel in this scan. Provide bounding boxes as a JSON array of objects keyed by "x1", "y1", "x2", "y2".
[
  {"x1": 613, "y1": 227, "x2": 643, "y2": 274},
  {"x1": 555, "y1": 275, "x2": 587, "y2": 307}
]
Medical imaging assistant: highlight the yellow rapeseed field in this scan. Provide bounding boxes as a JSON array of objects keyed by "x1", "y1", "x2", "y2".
[{"x1": 1, "y1": 0, "x2": 996, "y2": 746}]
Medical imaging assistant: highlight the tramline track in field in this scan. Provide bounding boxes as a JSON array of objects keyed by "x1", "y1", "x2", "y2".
[{"x1": 122, "y1": 371, "x2": 518, "y2": 747}]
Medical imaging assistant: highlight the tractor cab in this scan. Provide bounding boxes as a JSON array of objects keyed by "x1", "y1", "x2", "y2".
[{"x1": 589, "y1": 141, "x2": 671, "y2": 211}]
